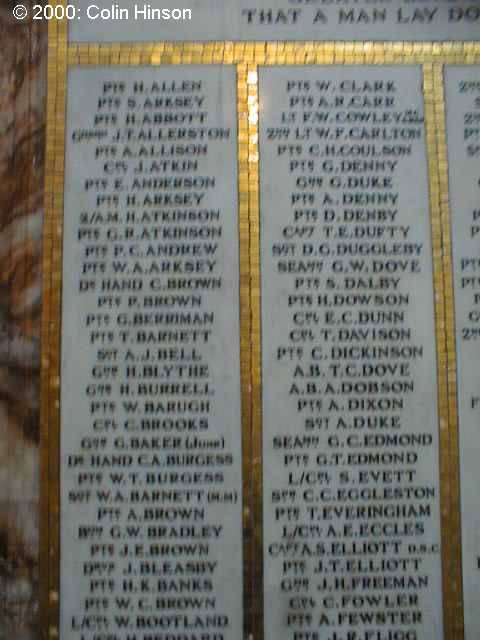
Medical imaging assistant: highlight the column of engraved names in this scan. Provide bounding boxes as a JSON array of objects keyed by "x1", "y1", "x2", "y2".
[
  {"x1": 60, "y1": 66, "x2": 243, "y2": 640},
  {"x1": 259, "y1": 66, "x2": 443, "y2": 640},
  {"x1": 444, "y1": 66, "x2": 480, "y2": 640}
]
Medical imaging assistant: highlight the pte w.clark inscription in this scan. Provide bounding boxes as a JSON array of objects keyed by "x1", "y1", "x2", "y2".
[
  {"x1": 259, "y1": 66, "x2": 443, "y2": 640},
  {"x1": 444, "y1": 65, "x2": 480, "y2": 640},
  {"x1": 60, "y1": 65, "x2": 243, "y2": 639}
]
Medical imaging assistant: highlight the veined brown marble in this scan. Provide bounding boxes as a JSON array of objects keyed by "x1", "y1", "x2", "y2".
[{"x1": 0, "y1": 3, "x2": 46, "y2": 637}]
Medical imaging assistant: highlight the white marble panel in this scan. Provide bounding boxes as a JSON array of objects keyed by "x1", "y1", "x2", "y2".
[
  {"x1": 60, "y1": 65, "x2": 243, "y2": 640},
  {"x1": 259, "y1": 64, "x2": 444, "y2": 640}
]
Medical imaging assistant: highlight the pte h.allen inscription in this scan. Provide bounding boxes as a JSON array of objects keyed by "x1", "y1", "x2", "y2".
[
  {"x1": 444, "y1": 66, "x2": 480, "y2": 640},
  {"x1": 259, "y1": 66, "x2": 443, "y2": 640},
  {"x1": 60, "y1": 65, "x2": 243, "y2": 639}
]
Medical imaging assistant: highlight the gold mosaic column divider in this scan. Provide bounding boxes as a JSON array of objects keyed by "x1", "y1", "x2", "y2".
[
  {"x1": 433, "y1": 59, "x2": 466, "y2": 640},
  {"x1": 246, "y1": 58, "x2": 262, "y2": 640},
  {"x1": 425, "y1": 45, "x2": 480, "y2": 640},
  {"x1": 237, "y1": 56, "x2": 255, "y2": 640},
  {"x1": 39, "y1": 14, "x2": 56, "y2": 635},
  {"x1": 423, "y1": 61, "x2": 457, "y2": 640},
  {"x1": 41, "y1": 8, "x2": 68, "y2": 640},
  {"x1": 439, "y1": 60, "x2": 465, "y2": 639}
]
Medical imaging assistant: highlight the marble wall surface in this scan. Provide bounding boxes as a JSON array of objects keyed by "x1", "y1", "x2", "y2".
[{"x1": 0, "y1": 4, "x2": 46, "y2": 638}]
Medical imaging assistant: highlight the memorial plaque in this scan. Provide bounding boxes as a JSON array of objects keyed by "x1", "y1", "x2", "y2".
[
  {"x1": 444, "y1": 65, "x2": 480, "y2": 640},
  {"x1": 59, "y1": 65, "x2": 244, "y2": 639},
  {"x1": 259, "y1": 65, "x2": 444, "y2": 640},
  {"x1": 34, "y1": 4, "x2": 480, "y2": 638},
  {"x1": 69, "y1": 0, "x2": 480, "y2": 43}
]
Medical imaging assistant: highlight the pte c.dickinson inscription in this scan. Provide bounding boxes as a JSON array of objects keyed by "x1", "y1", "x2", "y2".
[
  {"x1": 259, "y1": 65, "x2": 444, "y2": 640},
  {"x1": 60, "y1": 65, "x2": 243, "y2": 640}
]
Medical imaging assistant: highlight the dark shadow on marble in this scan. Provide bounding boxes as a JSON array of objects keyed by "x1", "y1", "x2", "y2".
[{"x1": 0, "y1": 3, "x2": 46, "y2": 637}]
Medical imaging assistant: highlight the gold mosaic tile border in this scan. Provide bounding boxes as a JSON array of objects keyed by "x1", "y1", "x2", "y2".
[
  {"x1": 433, "y1": 63, "x2": 465, "y2": 640},
  {"x1": 237, "y1": 62, "x2": 254, "y2": 640},
  {"x1": 242, "y1": 47, "x2": 477, "y2": 640},
  {"x1": 42, "y1": 28, "x2": 480, "y2": 640},
  {"x1": 41, "y1": 12, "x2": 68, "y2": 640},
  {"x1": 424, "y1": 63, "x2": 461, "y2": 640},
  {"x1": 67, "y1": 41, "x2": 480, "y2": 66},
  {"x1": 42, "y1": 35, "x2": 255, "y2": 640},
  {"x1": 246, "y1": 65, "x2": 263, "y2": 640}
]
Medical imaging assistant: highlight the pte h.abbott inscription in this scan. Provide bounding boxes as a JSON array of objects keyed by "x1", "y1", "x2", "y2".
[{"x1": 60, "y1": 66, "x2": 243, "y2": 639}]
